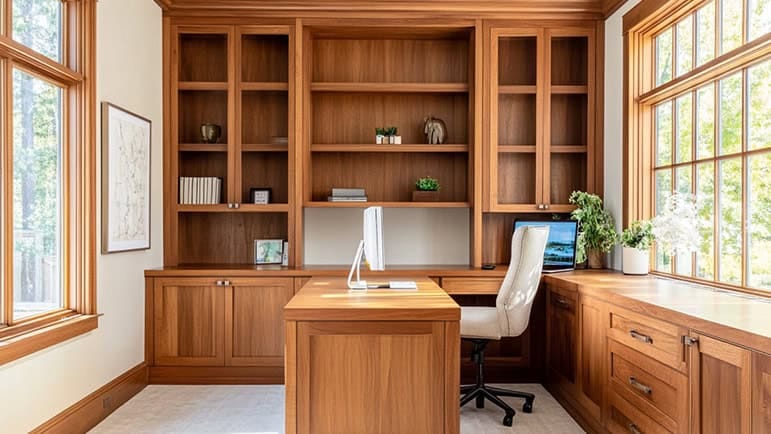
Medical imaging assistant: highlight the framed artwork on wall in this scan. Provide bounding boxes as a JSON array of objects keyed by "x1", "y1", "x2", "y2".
[{"x1": 101, "y1": 102, "x2": 152, "y2": 253}]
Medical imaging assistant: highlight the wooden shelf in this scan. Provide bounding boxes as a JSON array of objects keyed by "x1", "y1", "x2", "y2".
[
  {"x1": 240, "y1": 82, "x2": 288, "y2": 91},
  {"x1": 498, "y1": 145, "x2": 537, "y2": 153},
  {"x1": 551, "y1": 145, "x2": 588, "y2": 153},
  {"x1": 179, "y1": 143, "x2": 228, "y2": 152},
  {"x1": 242, "y1": 143, "x2": 288, "y2": 152},
  {"x1": 176, "y1": 203, "x2": 289, "y2": 213},
  {"x1": 552, "y1": 85, "x2": 588, "y2": 94},
  {"x1": 305, "y1": 201, "x2": 471, "y2": 208},
  {"x1": 311, "y1": 144, "x2": 468, "y2": 153},
  {"x1": 499, "y1": 85, "x2": 536, "y2": 94},
  {"x1": 179, "y1": 81, "x2": 229, "y2": 91},
  {"x1": 311, "y1": 82, "x2": 469, "y2": 93}
]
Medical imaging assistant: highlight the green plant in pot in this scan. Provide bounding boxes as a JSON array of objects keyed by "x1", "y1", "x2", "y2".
[
  {"x1": 620, "y1": 220, "x2": 655, "y2": 275},
  {"x1": 569, "y1": 191, "x2": 618, "y2": 269},
  {"x1": 413, "y1": 176, "x2": 440, "y2": 202}
]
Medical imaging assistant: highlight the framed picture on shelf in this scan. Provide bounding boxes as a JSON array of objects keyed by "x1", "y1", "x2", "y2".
[
  {"x1": 101, "y1": 102, "x2": 152, "y2": 253},
  {"x1": 254, "y1": 239, "x2": 284, "y2": 264},
  {"x1": 250, "y1": 188, "x2": 272, "y2": 204}
]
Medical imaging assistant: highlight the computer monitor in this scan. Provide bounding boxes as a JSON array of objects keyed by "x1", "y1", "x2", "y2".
[
  {"x1": 513, "y1": 220, "x2": 578, "y2": 272},
  {"x1": 347, "y1": 206, "x2": 385, "y2": 289}
]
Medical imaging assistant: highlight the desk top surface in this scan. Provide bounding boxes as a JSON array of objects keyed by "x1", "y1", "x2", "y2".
[
  {"x1": 283, "y1": 277, "x2": 460, "y2": 321},
  {"x1": 544, "y1": 270, "x2": 771, "y2": 354}
]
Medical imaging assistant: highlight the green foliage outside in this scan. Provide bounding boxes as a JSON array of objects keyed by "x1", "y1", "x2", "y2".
[{"x1": 569, "y1": 191, "x2": 618, "y2": 264}]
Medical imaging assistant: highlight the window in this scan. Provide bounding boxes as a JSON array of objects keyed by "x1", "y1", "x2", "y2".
[
  {"x1": 626, "y1": 0, "x2": 771, "y2": 295},
  {"x1": 0, "y1": 0, "x2": 96, "y2": 364}
]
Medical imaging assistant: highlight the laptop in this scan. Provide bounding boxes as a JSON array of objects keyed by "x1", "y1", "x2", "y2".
[{"x1": 513, "y1": 220, "x2": 578, "y2": 273}]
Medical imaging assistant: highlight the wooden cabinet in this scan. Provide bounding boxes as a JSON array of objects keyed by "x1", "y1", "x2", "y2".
[
  {"x1": 753, "y1": 351, "x2": 771, "y2": 434},
  {"x1": 225, "y1": 277, "x2": 293, "y2": 366},
  {"x1": 576, "y1": 294, "x2": 605, "y2": 422},
  {"x1": 687, "y1": 333, "x2": 752, "y2": 434},
  {"x1": 153, "y1": 278, "x2": 226, "y2": 366},
  {"x1": 486, "y1": 26, "x2": 596, "y2": 213},
  {"x1": 546, "y1": 283, "x2": 577, "y2": 389}
]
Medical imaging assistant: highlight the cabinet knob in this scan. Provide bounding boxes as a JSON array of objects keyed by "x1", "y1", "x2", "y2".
[
  {"x1": 226, "y1": 203, "x2": 233, "y2": 209},
  {"x1": 223, "y1": 280, "x2": 231, "y2": 286},
  {"x1": 234, "y1": 203, "x2": 240, "y2": 209},
  {"x1": 215, "y1": 280, "x2": 224, "y2": 286},
  {"x1": 544, "y1": 204, "x2": 550, "y2": 210},
  {"x1": 536, "y1": 204, "x2": 543, "y2": 210}
]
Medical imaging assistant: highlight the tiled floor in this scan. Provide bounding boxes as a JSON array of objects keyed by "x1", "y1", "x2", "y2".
[{"x1": 90, "y1": 384, "x2": 584, "y2": 433}]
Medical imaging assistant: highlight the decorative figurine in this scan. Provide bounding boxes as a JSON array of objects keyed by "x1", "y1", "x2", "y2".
[{"x1": 423, "y1": 116, "x2": 447, "y2": 144}]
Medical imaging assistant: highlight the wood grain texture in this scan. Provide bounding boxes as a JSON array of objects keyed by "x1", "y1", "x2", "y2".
[
  {"x1": 577, "y1": 295, "x2": 604, "y2": 422},
  {"x1": 607, "y1": 388, "x2": 671, "y2": 434},
  {"x1": 608, "y1": 340, "x2": 689, "y2": 433},
  {"x1": 608, "y1": 306, "x2": 688, "y2": 373},
  {"x1": 689, "y1": 333, "x2": 752, "y2": 434},
  {"x1": 225, "y1": 278, "x2": 293, "y2": 366},
  {"x1": 441, "y1": 277, "x2": 502, "y2": 294},
  {"x1": 296, "y1": 321, "x2": 445, "y2": 434},
  {"x1": 153, "y1": 278, "x2": 225, "y2": 366},
  {"x1": 284, "y1": 277, "x2": 460, "y2": 321},
  {"x1": 149, "y1": 365, "x2": 285, "y2": 384},
  {"x1": 31, "y1": 363, "x2": 148, "y2": 434},
  {"x1": 752, "y1": 351, "x2": 771, "y2": 434}
]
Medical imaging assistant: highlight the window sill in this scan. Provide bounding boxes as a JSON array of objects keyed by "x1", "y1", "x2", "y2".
[{"x1": 0, "y1": 314, "x2": 99, "y2": 366}]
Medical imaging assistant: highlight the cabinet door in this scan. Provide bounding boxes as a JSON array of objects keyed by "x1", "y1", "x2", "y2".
[
  {"x1": 154, "y1": 278, "x2": 225, "y2": 366},
  {"x1": 753, "y1": 351, "x2": 771, "y2": 434},
  {"x1": 576, "y1": 295, "x2": 605, "y2": 422},
  {"x1": 546, "y1": 285, "x2": 577, "y2": 390},
  {"x1": 543, "y1": 28, "x2": 595, "y2": 212},
  {"x1": 488, "y1": 28, "x2": 544, "y2": 212},
  {"x1": 689, "y1": 333, "x2": 752, "y2": 434},
  {"x1": 225, "y1": 277, "x2": 294, "y2": 366}
]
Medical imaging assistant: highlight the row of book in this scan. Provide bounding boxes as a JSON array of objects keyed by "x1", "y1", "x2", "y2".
[
  {"x1": 179, "y1": 177, "x2": 222, "y2": 205},
  {"x1": 327, "y1": 188, "x2": 367, "y2": 202}
]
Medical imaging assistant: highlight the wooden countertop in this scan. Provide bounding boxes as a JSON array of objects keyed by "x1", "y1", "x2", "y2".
[
  {"x1": 543, "y1": 270, "x2": 771, "y2": 355},
  {"x1": 145, "y1": 265, "x2": 507, "y2": 278},
  {"x1": 283, "y1": 277, "x2": 460, "y2": 321}
]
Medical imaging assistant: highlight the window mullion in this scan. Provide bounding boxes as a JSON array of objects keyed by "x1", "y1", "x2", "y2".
[
  {"x1": 712, "y1": 81, "x2": 720, "y2": 283},
  {"x1": 2, "y1": 58, "x2": 13, "y2": 326}
]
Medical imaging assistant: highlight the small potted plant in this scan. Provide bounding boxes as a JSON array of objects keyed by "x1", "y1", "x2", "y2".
[
  {"x1": 413, "y1": 176, "x2": 440, "y2": 202},
  {"x1": 569, "y1": 191, "x2": 618, "y2": 269},
  {"x1": 375, "y1": 127, "x2": 386, "y2": 144},
  {"x1": 386, "y1": 127, "x2": 401, "y2": 144},
  {"x1": 621, "y1": 220, "x2": 655, "y2": 275}
]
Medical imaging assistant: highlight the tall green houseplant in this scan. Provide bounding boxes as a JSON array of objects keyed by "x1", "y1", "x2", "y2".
[{"x1": 569, "y1": 191, "x2": 618, "y2": 268}]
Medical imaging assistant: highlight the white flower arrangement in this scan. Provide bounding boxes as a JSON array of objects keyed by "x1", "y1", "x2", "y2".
[{"x1": 651, "y1": 192, "x2": 700, "y2": 257}]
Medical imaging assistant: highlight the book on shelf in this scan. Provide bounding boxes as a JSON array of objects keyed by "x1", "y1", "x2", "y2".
[
  {"x1": 331, "y1": 188, "x2": 366, "y2": 197},
  {"x1": 327, "y1": 196, "x2": 368, "y2": 202},
  {"x1": 179, "y1": 177, "x2": 222, "y2": 205}
]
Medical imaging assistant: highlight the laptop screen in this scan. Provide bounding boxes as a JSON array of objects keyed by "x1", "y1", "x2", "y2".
[{"x1": 513, "y1": 221, "x2": 578, "y2": 268}]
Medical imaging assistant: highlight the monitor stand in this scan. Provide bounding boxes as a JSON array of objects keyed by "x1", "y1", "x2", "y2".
[{"x1": 347, "y1": 240, "x2": 368, "y2": 290}]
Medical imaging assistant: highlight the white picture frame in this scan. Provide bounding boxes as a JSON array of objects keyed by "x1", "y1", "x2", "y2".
[
  {"x1": 101, "y1": 102, "x2": 152, "y2": 253},
  {"x1": 254, "y1": 239, "x2": 284, "y2": 264}
]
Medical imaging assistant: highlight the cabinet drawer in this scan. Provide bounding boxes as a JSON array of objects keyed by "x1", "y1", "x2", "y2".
[
  {"x1": 608, "y1": 389, "x2": 672, "y2": 434},
  {"x1": 609, "y1": 340, "x2": 688, "y2": 433},
  {"x1": 441, "y1": 278, "x2": 502, "y2": 295},
  {"x1": 608, "y1": 306, "x2": 687, "y2": 372}
]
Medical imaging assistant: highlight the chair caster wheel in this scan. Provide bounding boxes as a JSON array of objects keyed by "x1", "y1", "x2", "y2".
[
  {"x1": 475, "y1": 395, "x2": 484, "y2": 409},
  {"x1": 523, "y1": 402, "x2": 533, "y2": 413},
  {"x1": 502, "y1": 414, "x2": 514, "y2": 427}
]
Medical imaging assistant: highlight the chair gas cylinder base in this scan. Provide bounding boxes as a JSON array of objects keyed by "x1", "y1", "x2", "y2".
[
  {"x1": 460, "y1": 339, "x2": 535, "y2": 427},
  {"x1": 458, "y1": 226, "x2": 549, "y2": 427}
]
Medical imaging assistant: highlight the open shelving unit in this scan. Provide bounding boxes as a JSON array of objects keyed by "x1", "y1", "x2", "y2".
[
  {"x1": 302, "y1": 26, "x2": 475, "y2": 210},
  {"x1": 167, "y1": 25, "x2": 294, "y2": 266}
]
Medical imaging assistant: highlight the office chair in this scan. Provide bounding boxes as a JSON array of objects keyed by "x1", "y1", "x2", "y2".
[{"x1": 460, "y1": 225, "x2": 549, "y2": 427}]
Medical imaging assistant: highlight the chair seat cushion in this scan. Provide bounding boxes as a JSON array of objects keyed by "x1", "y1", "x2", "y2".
[{"x1": 460, "y1": 306, "x2": 501, "y2": 340}]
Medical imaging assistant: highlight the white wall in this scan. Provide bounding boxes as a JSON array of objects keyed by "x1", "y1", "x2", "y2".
[
  {"x1": 0, "y1": 1, "x2": 163, "y2": 432},
  {"x1": 605, "y1": 0, "x2": 641, "y2": 269},
  {"x1": 304, "y1": 208, "x2": 470, "y2": 265}
]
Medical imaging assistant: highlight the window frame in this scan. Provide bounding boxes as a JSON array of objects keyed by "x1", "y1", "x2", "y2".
[
  {"x1": 0, "y1": 0, "x2": 97, "y2": 365},
  {"x1": 624, "y1": 0, "x2": 771, "y2": 297}
]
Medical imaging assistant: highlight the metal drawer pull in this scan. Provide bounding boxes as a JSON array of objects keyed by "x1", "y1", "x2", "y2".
[
  {"x1": 629, "y1": 330, "x2": 653, "y2": 344},
  {"x1": 628, "y1": 423, "x2": 642, "y2": 434},
  {"x1": 554, "y1": 296, "x2": 570, "y2": 307},
  {"x1": 629, "y1": 376, "x2": 652, "y2": 395}
]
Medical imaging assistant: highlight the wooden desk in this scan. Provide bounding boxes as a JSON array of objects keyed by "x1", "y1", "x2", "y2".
[{"x1": 284, "y1": 277, "x2": 461, "y2": 434}]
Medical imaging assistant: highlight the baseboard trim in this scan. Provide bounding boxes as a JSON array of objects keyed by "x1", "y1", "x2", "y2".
[
  {"x1": 31, "y1": 362, "x2": 148, "y2": 434},
  {"x1": 149, "y1": 365, "x2": 284, "y2": 385}
]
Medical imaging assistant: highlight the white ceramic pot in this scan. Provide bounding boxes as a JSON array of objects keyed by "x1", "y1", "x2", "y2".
[{"x1": 622, "y1": 247, "x2": 650, "y2": 275}]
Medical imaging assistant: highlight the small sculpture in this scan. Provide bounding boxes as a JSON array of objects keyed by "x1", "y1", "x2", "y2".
[{"x1": 423, "y1": 116, "x2": 447, "y2": 145}]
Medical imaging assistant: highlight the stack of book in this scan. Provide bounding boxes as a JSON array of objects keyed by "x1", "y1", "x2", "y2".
[
  {"x1": 179, "y1": 177, "x2": 222, "y2": 205},
  {"x1": 328, "y1": 188, "x2": 367, "y2": 202}
]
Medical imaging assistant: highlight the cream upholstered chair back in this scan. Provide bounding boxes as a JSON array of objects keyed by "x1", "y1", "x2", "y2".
[{"x1": 495, "y1": 225, "x2": 550, "y2": 338}]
